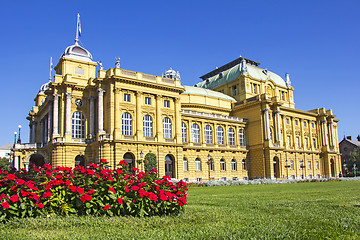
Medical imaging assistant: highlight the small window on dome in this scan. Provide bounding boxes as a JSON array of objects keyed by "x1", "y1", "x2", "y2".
[{"x1": 219, "y1": 72, "x2": 223, "y2": 78}]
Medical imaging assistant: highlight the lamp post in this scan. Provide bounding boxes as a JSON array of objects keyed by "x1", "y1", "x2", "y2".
[
  {"x1": 300, "y1": 161, "x2": 305, "y2": 179},
  {"x1": 207, "y1": 154, "x2": 213, "y2": 181},
  {"x1": 354, "y1": 163, "x2": 357, "y2": 177},
  {"x1": 285, "y1": 159, "x2": 290, "y2": 179},
  {"x1": 137, "y1": 151, "x2": 144, "y2": 172},
  {"x1": 17, "y1": 125, "x2": 22, "y2": 144}
]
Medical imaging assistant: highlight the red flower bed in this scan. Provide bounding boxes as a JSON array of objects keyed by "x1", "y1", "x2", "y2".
[{"x1": 0, "y1": 160, "x2": 187, "y2": 220}]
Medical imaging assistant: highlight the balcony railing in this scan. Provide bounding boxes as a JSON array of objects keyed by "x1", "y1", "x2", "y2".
[
  {"x1": 181, "y1": 109, "x2": 247, "y2": 123},
  {"x1": 13, "y1": 143, "x2": 44, "y2": 150}
]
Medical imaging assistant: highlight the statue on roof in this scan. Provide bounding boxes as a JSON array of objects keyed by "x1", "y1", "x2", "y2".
[
  {"x1": 97, "y1": 61, "x2": 104, "y2": 70},
  {"x1": 115, "y1": 57, "x2": 120, "y2": 68},
  {"x1": 285, "y1": 73, "x2": 291, "y2": 87},
  {"x1": 240, "y1": 58, "x2": 248, "y2": 74}
]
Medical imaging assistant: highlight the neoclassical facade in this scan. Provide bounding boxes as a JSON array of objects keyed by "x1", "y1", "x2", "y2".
[{"x1": 12, "y1": 38, "x2": 341, "y2": 180}]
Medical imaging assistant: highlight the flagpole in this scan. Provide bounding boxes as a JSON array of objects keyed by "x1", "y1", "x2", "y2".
[
  {"x1": 75, "y1": 13, "x2": 79, "y2": 44},
  {"x1": 49, "y1": 57, "x2": 53, "y2": 81}
]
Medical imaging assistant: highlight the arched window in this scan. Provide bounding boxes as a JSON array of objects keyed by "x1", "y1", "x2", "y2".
[
  {"x1": 192, "y1": 123, "x2": 200, "y2": 143},
  {"x1": 242, "y1": 159, "x2": 247, "y2": 171},
  {"x1": 239, "y1": 129, "x2": 245, "y2": 146},
  {"x1": 183, "y1": 157, "x2": 188, "y2": 171},
  {"x1": 72, "y1": 111, "x2": 85, "y2": 138},
  {"x1": 195, "y1": 158, "x2": 201, "y2": 171},
  {"x1": 163, "y1": 117, "x2": 172, "y2": 138},
  {"x1": 122, "y1": 112, "x2": 132, "y2": 135},
  {"x1": 182, "y1": 122, "x2": 187, "y2": 142},
  {"x1": 217, "y1": 126, "x2": 224, "y2": 144},
  {"x1": 228, "y1": 128, "x2": 235, "y2": 145},
  {"x1": 204, "y1": 125, "x2": 213, "y2": 144},
  {"x1": 143, "y1": 115, "x2": 153, "y2": 137},
  {"x1": 231, "y1": 159, "x2": 237, "y2": 171},
  {"x1": 220, "y1": 159, "x2": 226, "y2": 171}
]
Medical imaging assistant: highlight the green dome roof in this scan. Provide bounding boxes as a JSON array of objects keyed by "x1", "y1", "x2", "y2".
[{"x1": 181, "y1": 85, "x2": 236, "y2": 102}]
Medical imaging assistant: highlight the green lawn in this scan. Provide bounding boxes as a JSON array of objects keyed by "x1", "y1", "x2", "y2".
[{"x1": 1, "y1": 181, "x2": 359, "y2": 239}]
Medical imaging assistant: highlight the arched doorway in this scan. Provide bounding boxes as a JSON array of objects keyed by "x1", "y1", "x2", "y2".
[
  {"x1": 273, "y1": 156, "x2": 280, "y2": 178},
  {"x1": 123, "y1": 152, "x2": 134, "y2": 170},
  {"x1": 29, "y1": 153, "x2": 45, "y2": 167},
  {"x1": 75, "y1": 155, "x2": 85, "y2": 167},
  {"x1": 165, "y1": 154, "x2": 175, "y2": 178},
  {"x1": 330, "y1": 159, "x2": 335, "y2": 177}
]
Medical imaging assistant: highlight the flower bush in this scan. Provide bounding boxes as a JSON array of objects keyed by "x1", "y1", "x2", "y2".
[{"x1": 0, "y1": 160, "x2": 187, "y2": 221}]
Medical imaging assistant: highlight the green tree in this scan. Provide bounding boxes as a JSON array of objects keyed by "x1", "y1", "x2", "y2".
[
  {"x1": 144, "y1": 153, "x2": 157, "y2": 173},
  {"x1": 349, "y1": 148, "x2": 360, "y2": 176},
  {"x1": 0, "y1": 157, "x2": 10, "y2": 171}
]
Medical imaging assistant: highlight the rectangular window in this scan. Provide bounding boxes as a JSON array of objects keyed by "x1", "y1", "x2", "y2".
[
  {"x1": 124, "y1": 93, "x2": 131, "y2": 102},
  {"x1": 316, "y1": 161, "x2": 319, "y2": 170},
  {"x1": 295, "y1": 120, "x2": 298, "y2": 126},
  {"x1": 313, "y1": 138, "x2": 317, "y2": 148},
  {"x1": 290, "y1": 160, "x2": 294, "y2": 170},
  {"x1": 296, "y1": 137, "x2": 300, "y2": 147},
  {"x1": 286, "y1": 118, "x2": 290, "y2": 124},
  {"x1": 304, "y1": 121, "x2": 307, "y2": 127},
  {"x1": 209, "y1": 162, "x2": 214, "y2": 171},
  {"x1": 183, "y1": 158, "x2": 188, "y2": 171},
  {"x1": 145, "y1": 97, "x2": 151, "y2": 105},
  {"x1": 308, "y1": 161, "x2": 311, "y2": 170},
  {"x1": 287, "y1": 136, "x2": 291, "y2": 146},
  {"x1": 312, "y1": 122, "x2": 315, "y2": 128},
  {"x1": 305, "y1": 138, "x2": 309, "y2": 149},
  {"x1": 232, "y1": 85, "x2": 238, "y2": 96},
  {"x1": 281, "y1": 91, "x2": 285, "y2": 100},
  {"x1": 253, "y1": 84, "x2": 257, "y2": 94},
  {"x1": 164, "y1": 100, "x2": 170, "y2": 108}
]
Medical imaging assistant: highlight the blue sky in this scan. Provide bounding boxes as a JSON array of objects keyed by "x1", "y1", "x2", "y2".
[{"x1": 0, "y1": 0, "x2": 359, "y2": 145}]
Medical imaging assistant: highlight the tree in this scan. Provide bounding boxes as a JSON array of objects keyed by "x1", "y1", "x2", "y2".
[
  {"x1": 0, "y1": 157, "x2": 10, "y2": 171},
  {"x1": 348, "y1": 148, "x2": 360, "y2": 176},
  {"x1": 144, "y1": 153, "x2": 157, "y2": 173}
]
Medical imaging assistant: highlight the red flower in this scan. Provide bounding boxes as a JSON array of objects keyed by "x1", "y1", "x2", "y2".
[
  {"x1": 16, "y1": 178, "x2": 25, "y2": 185},
  {"x1": 10, "y1": 186, "x2": 16, "y2": 191},
  {"x1": 119, "y1": 160, "x2": 128, "y2": 166},
  {"x1": 108, "y1": 176, "x2": 114, "y2": 181},
  {"x1": 124, "y1": 186, "x2": 130, "y2": 193},
  {"x1": 2, "y1": 201, "x2": 10, "y2": 209},
  {"x1": 87, "y1": 169, "x2": 95, "y2": 175},
  {"x1": 0, "y1": 193, "x2": 7, "y2": 200},
  {"x1": 131, "y1": 186, "x2": 139, "y2": 191},
  {"x1": 108, "y1": 187, "x2": 116, "y2": 194},
  {"x1": 10, "y1": 195, "x2": 19, "y2": 203},
  {"x1": 117, "y1": 198, "x2": 123, "y2": 204},
  {"x1": 80, "y1": 194, "x2": 92, "y2": 203},
  {"x1": 88, "y1": 189, "x2": 95, "y2": 194},
  {"x1": 7, "y1": 174, "x2": 16, "y2": 180},
  {"x1": 159, "y1": 194, "x2": 167, "y2": 201},
  {"x1": 77, "y1": 187, "x2": 84, "y2": 194},
  {"x1": 138, "y1": 189, "x2": 148, "y2": 198},
  {"x1": 42, "y1": 191, "x2": 52, "y2": 199},
  {"x1": 104, "y1": 205, "x2": 111, "y2": 210},
  {"x1": 37, "y1": 203, "x2": 45, "y2": 208},
  {"x1": 148, "y1": 192, "x2": 158, "y2": 201},
  {"x1": 178, "y1": 196, "x2": 187, "y2": 206},
  {"x1": 100, "y1": 159, "x2": 108, "y2": 163},
  {"x1": 68, "y1": 185, "x2": 77, "y2": 192}
]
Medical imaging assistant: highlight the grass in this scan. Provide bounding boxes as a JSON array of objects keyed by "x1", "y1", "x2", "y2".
[{"x1": 0, "y1": 181, "x2": 359, "y2": 239}]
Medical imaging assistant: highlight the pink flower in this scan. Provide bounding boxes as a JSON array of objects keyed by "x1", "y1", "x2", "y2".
[
  {"x1": 131, "y1": 186, "x2": 139, "y2": 191},
  {"x1": 108, "y1": 187, "x2": 116, "y2": 194},
  {"x1": 80, "y1": 194, "x2": 92, "y2": 203},
  {"x1": 77, "y1": 187, "x2": 85, "y2": 194},
  {"x1": 104, "y1": 205, "x2": 111, "y2": 210},
  {"x1": 2, "y1": 201, "x2": 9, "y2": 209},
  {"x1": 37, "y1": 203, "x2": 45, "y2": 208},
  {"x1": 7, "y1": 174, "x2": 16, "y2": 180},
  {"x1": 117, "y1": 198, "x2": 123, "y2": 204},
  {"x1": 42, "y1": 191, "x2": 52, "y2": 199},
  {"x1": 10, "y1": 195, "x2": 19, "y2": 203},
  {"x1": 88, "y1": 189, "x2": 95, "y2": 194}
]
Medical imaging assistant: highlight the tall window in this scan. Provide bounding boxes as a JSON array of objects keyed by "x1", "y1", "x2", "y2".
[
  {"x1": 315, "y1": 161, "x2": 319, "y2": 170},
  {"x1": 192, "y1": 123, "x2": 200, "y2": 143},
  {"x1": 145, "y1": 97, "x2": 151, "y2": 105},
  {"x1": 290, "y1": 160, "x2": 294, "y2": 170},
  {"x1": 296, "y1": 137, "x2": 300, "y2": 147},
  {"x1": 195, "y1": 158, "x2": 201, "y2": 171},
  {"x1": 182, "y1": 122, "x2": 187, "y2": 142},
  {"x1": 242, "y1": 159, "x2": 247, "y2": 171},
  {"x1": 228, "y1": 128, "x2": 235, "y2": 145},
  {"x1": 220, "y1": 159, "x2": 226, "y2": 171},
  {"x1": 163, "y1": 117, "x2": 172, "y2": 138},
  {"x1": 209, "y1": 160, "x2": 214, "y2": 171},
  {"x1": 164, "y1": 100, "x2": 170, "y2": 108},
  {"x1": 217, "y1": 126, "x2": 224, "y2": 144},
  {"x1": 122, "y1": 112, "x2": 132, "y2": 135},
  {"x1": 313, "y1": 138, "x2": 317, "y2": 148},
  {"x1": 287, "y1": 136, "x2": 291, "y2": 146},
  {"x1": 231, "y1": 159, "x2": 237, "y2": 171},
  {"x1": 143, "y1": 115, "x2": 153, "y2": 137},
  {"x1": 124, "y1": 93, "x2": 131, "y2": 102},
  {"x1": 239, "y1": 129, "x2": 245, "y2": 146},
  {"x1": 253, "y1": 84, "x2": 257, "y2": 94},
  {"x1": 232, "y1": 85, "x2": 237, "y2": 95},
  {"x1": 308, "y1": 161, "x2": 311, "y2": 170},
  {"x1": 305, "y1": 138, "x2": 309, "y2": 149},
  {"x1": 204, "y1": 125, "x2": 213, "y2": 144},
  {"x1": 72, "y1": 111, "x2": 85, "y2": 138},
  {"x1": 183, "y1": 158, "x2": 188, "y2": 171}
]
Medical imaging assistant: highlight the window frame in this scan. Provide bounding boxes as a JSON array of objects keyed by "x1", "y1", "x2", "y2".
[
  {"x1": 204, "y1": 125, "x2": 213, "y2": 144},
  {"x1": 195, "y1": 158, "x2": 201, "y2": 171},
  {"x1": 164, "y1": 100, "x2": 170, "y2": 108},
  {"x1": 163, "y1": 117, "x2": 172, "y2": 139},
  {"x1": 192, "y1": 123, "x2": 200, "y2": 143},
  {"x1": 239, "y1": 129, "x2": 245, "y2": 146},
  {"x1": 72, "y1": 111, "x2": 85, "y2": 139},
  {"x1": 181, "y1": 122, "x2": 187, "y2": 142},
  {"x1": 145, "y1": 97, "x2": 151, "y2": 105},
  {"x1": 217, "y1": 126, "x2": 224, "y2": 144},
  {"x1": 228, "y1": 128, "x2": 235, "y2": 145},
  {"x1": 124, "y1": 93, "x2": 131, "y2": 102},
  {"x1": 143, "y1": 115, "x2": 153, "y2": 137},
  {"x1": 122, "y1": 112, "x2": 133, "y2": 135},
  {"x1": 220, "y1": 159, "x2": 226, "y2": 171}
]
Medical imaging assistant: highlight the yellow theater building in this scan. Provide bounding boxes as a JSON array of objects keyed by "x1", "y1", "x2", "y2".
[{"x1": 12, "y1": 35, "x2": 341, "y2": 181}]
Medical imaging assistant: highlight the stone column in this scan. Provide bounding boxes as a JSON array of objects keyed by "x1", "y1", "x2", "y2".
[
  {"x1": 321, "y1": 120, "x2": 328, "y2": 146},
  {"x1": 328, "y1": 121, "x2": 334, "y2": 147},
  {"x1": 29, "y1": 123, "x2": 32, "y2": 144},
  {"x1": 32, "y1": 122, "x2": 37, "y2": 143},
  {"x1": 89, "y1": 96, "x2": 96, "y2": 138},
  {"x1": 40, "y1": 120, "x2": 45, "y2": 143},
  {"x1": 52, "y1": 94, "x2": 59, "y2": 137},
  {"x1": 97, "y1": 89, "x2": 106, "y2": 134},
  {"x1": 65, "y1": 92, "x2": 72, "y2": 136},
  {"x1": 136, "y1": 91, "x2": 142, "y2": 140},
  {"x1": 274, "y1": 110, "x2": 281, "y2": 142},
  {"x1": 156, "y1": 95, "x2": 162, "y2": 141},
  {"x1": 47, "y1": 101, "x2": 52, "y2": 142},
  {"x1": 174, "y1": 98, "x2": 182, "y2": 143},
  {"x1": 263, "y1": 108, "x2": 270, "y2": 141},
  {"x1": 113, "y1": 89, "x2": 121, "y2": 139}
]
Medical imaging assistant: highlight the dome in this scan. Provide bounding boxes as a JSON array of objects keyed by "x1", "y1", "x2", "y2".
[
  {"x1": 61, "y1": 42, "x2": 93, "y2": 62},
  {"x1": 38, "y1": 81, "x2": 50, "y2": 94},
  {"x1": 182, "y1": 85, "x2": 236, "y2": 102},
  {"x1": 163, "y1": 67, "x2": 181, "y2": 80}
]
